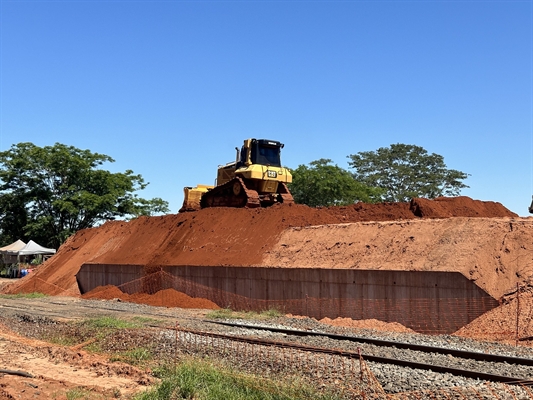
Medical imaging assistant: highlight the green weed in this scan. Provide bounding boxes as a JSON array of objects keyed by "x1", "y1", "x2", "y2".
[
  {"x1": 45, "y1": 334, "x2": 78, "y2": 347},
  {"x1": 256, "y1": 308, "x2": 282, "y2": 318},
  {"x1": 206, "y1": 307, "x2": 237, "y2": 319},
  {"x1": 63, "y1": 386, "x2": 119, "y2": 400},
  {"x1": 131, "y1": 316, "x2": 164, "y2": 326},
  {"x1": 65, "y1": 316, "x2": 144, "y2": 354},
  {"x1": 0, "y1": 292, "x2": 47, "y2": 299},
  {"x1": 206, "y1": 307, "x2": 283, "y2": 321},
  {"x1": 134, "y1": 359, "x2": 342, "y2": 400},
  {"x1": 65, "y1": 387, "x2": 94, "y2": 400},
  {"x1": 111, "y1": 347, "x2": 153, "y2": 366},
  {"x1": 80, "y1": 316, "x2": 141, "y2": 329},
  {"x1": 84, "y1": 341, "x2": 103, "y2": 353}
]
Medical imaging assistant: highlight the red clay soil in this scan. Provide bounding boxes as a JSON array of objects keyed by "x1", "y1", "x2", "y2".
[
  {"x1": 410, "y1": 196, "x2": 517, "y2": 218},
  {"x1": 1, "y1": 197, "x2": 517, "y2": 297},
  {"x1": 319, "y1": 317, "x2": 416, "y2": 333},
  {"x1": 455, "y1": 289, "x2": 533, "y2": 344},
  {"x1": 81, "y1": 285, "x2": 128, "y2": 301},
  {"x1": 409, "y1": 196, "x2": 516, "y2": 218},
  {"x1": 82, "y1": 286, "x2": 220, "y2": 309},
  {"x1": 128, "y1": 289, "x2": 219, "y2": 309}
]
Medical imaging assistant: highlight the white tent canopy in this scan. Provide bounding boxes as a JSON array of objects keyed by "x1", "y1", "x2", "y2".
[
  {"x1": 0, "y1": 239, "x2": 26, "y2": 252},
  {"x1": 7, "y1": 240, "x2": 56, "y2": 256}
]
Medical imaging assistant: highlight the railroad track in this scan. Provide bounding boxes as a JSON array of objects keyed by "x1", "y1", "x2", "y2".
[
  {"x1": 208, "y1": 320, "x2": 533, "y2": 366},
  {"x1": 3, "y1": 296, "x2": 533, "y2": 395},
  {"x1": 196, "y1": 320, "x2": 533, "y2": 386}
]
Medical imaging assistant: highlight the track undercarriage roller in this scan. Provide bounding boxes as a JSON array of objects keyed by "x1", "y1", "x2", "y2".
[
  {"x1": 200, "y1": 176, "x2": 294, "y2": 209},
  {"x1": 200, "y1": 177, "x2": 260, "y2": 208}
]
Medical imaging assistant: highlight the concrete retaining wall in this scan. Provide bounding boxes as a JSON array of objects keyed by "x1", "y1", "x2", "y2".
[{"x1": 76, "y1": 264, "x2": 498, "y2": 333}]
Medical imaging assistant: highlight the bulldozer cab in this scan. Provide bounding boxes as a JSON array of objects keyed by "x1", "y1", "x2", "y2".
[
  {"x1": 252, "y1": 139, "x2": 283, "y2": 167},
  {"x1": 529, "y1": 195, "x2": 533, "y2": 214},
  {"x1": 237, "y1": 139, "x2": 283, "y2": 169}
]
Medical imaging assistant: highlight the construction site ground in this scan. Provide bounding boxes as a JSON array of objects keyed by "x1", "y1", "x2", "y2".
[
  {"x1": 2, "y1": 196, "x2": 533, "y2": 398},
  {"x1": 2, "y1": 294, "x2": 533, "y2": 399},
  {"x1": 0, "y1": 293, "x2": 198, "y2": 400},
  {"x1": 0, "y1": 294, "x2": 426, "y2": 399}
]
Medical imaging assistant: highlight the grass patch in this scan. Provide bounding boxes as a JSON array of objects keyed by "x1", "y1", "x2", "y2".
[
  {"x1": 80, "y1": 316, "x2": 141, "y2": 330},
  {"x1": 65, "y1": 387, "x2": 94, "y2": 400},
  {"x1": 130, "y1": 316, "x2": 164, "y2": 326},
  {"x1": 45, "y1": 334, "x2": 79, "y2": 347},
  {"x1": 135, "y1": 359, "x2": 342, "y2": 400},
  {"x1": 257, "y1": 309, "x2": 283, "y2": 318},
  {"x1": 84, "y1": 341, "x2": 103, "y2": 353},
  {"x1": 206, "y1": 308, "x2": 236, "y2": 319},
  {"x1": 47, "y1": 316, "x2": 148, "y2": 354},
  {"x1": 0, "y1": 292, "x2": 47, "y2": 299},
  {"x1": 63, "y1": 386, "x2": 120, "y2": 400},
  {"x1": 110, "y1": 347, "x2": 153, "y2": 366},
  {"x1": 206, "y1": 308, "x2": 283, "y2": 321},
  {"x1": 124, "y1": 347, "x2": 153, "y2": 364}
]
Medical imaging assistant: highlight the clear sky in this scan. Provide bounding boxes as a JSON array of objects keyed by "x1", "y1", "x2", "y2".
[{"x1": 0, "y1": 0, "x2": 531, "y2": 216}]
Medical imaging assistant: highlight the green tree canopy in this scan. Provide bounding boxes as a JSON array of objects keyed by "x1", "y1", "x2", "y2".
[
  {"x1": 0, "y1": 142, "x2": 169, "y2": 248},
  {"x1": 347, "y1": 143, "x2": 469, "y2": 202},
  {"x1": 289, "y1": 158, "x2": 384, "y2": 207}
]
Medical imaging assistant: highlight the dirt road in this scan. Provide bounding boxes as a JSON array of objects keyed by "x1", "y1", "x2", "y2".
[{"x1": 0, "y1": 295, "x2": 210, "y2": 400}]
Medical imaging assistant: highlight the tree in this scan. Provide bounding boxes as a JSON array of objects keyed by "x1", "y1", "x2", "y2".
[
  {"x1": 347, "y1": 144, "x2": 469, "y2": 202},
  {"x1": 0, "y1": 142, "x2": 170, "y2": 248},
  {"x1": 289, "y1": 158, "x2": 384, "y2": 207}
]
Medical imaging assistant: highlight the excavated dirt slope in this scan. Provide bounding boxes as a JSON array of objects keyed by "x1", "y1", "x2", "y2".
[
  {"x1": 1, "y1": 196, "x2": 523, "y2": 300},
  {"x1": 262, "y1": 217, "x2": 533, "y2": 298}
]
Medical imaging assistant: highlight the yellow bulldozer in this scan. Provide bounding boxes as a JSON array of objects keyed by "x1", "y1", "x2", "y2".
[{"x1": 180, "y1": 138, "x2": 294, "y2": 212}]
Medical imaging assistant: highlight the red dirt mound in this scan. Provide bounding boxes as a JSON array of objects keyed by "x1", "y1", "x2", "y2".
[
  {"x1": 410, "y1": 196, "x2": 514, "y2": 218},
  {"x1": 82, "y1": 285, "x2": 129, "y2": 301},
  {"x1": 2, "y1": 197, "x2": 517, "y2": 298},
  {"x1": 82, "y1": 286, "x2": 219, "y2": 309},
  {"x1": 319, "y1": 317, "x2": 416, "y2": 333},
  {"x1": 455, "y1": 289, "x2": 533, "y2": 344},
  {"x1": 128, "y1": 288, "x2": 220, "y2": 309}
]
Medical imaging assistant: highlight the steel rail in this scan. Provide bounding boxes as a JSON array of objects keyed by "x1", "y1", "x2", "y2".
[
  {"x1": 206, "y1": 320, "x2": 533, "y2": 367},
  {"x1": 176, "y1": 326, "x2": 533, "y2": 386}
]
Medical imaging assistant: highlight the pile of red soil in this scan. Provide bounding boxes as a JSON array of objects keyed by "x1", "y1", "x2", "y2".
[
  {"x1": 82, "y1": 286, "x2": 219, "y2": 309},
  {"x1": 409, "y1": 196, "x2": 515, "y2": 218},
  {"x1": 319, "y1": 317, "x2": 415, "y2": 333},
  {"x1": 455, "y1": 289, "x2": 533, "y2": 344},
  {"x1": 2, "y1": 197, "x2": 517, "y2": 297},
  {"x1": 81, "y1": 285, "x2": 127, "y2": 300}
]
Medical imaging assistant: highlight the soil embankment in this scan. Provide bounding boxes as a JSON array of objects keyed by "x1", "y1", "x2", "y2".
[
  {"x1": 1, "y1": 196, "x2": 521, "y2": 300},
  {"x1": 263, "y1": 217, "x2": 533, "y2": 298}
]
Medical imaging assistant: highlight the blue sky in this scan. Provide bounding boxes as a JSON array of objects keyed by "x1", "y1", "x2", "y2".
[{"x1": 0, "y1": 0, "x2": 531, "y2": 215}]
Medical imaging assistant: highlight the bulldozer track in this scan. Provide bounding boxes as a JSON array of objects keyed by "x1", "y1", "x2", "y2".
[
  {"x1": 200, "y1": 176, "x2": 261, "y2": 209},
  {"x1": 278, "y1": 182, "x2": 294, "y2": 205}
]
